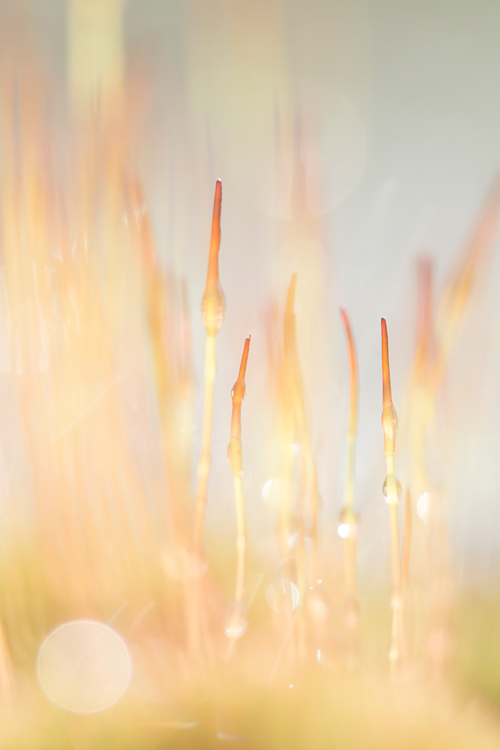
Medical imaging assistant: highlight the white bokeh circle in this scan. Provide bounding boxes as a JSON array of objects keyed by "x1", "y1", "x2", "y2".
[{"x1": 37, "y1": 620, "x2": 131, "y2": 714}]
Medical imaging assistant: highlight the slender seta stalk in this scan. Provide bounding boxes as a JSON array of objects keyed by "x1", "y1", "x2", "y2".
[
  {"x1": 282, "y1": 274, "x2": 318, "y2": 658},
  {"x1": 194, "y1": 179, "x2": 226, "y2": 550},
  {"x1": 381, "y1": 317, "x2": 405, "y2": 669},
  {"x1": 228, "y1": 336, "x2": 251, "y2": 603}
]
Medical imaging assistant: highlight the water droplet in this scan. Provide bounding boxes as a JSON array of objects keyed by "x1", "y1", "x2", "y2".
[
  {"x1": 382, "y1": 476, "x2": 402, "y2": 504},
  {"x1": 231, "y1": 382, "x2": 245, "y2": 402},
  {"x1": 224, "y1": 601, "x2": 248, "y2": 639},
  {"x1": 337, "y1": 507, "x2": 359, "y2": 538},
  {"x1": 338, "y1": 523, "x2": 349, "y2": 539},
  {"x1": 265, "y1": 579, "x2": 301, "y2": 614}
]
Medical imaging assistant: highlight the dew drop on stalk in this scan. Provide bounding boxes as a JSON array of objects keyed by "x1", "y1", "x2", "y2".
[
  {"x1": 382, "y1": 476, "x2": 402, "y2": 503},
  {"x1": 337, "y1": 523, "x2": 350, "y2": 539},
  {"x1": 337, "y1": 506, "x2": 359, "y2": 539}
]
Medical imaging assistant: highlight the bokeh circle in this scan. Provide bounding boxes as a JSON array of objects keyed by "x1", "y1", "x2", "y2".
[{"x1": 37, "y1": 620, "x2": 131, "y2": 714}]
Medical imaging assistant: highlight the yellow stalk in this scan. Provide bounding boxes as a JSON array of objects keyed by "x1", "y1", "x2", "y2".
[{"x1": 193, "y1": 179, "x2": 226, "y2": 550}]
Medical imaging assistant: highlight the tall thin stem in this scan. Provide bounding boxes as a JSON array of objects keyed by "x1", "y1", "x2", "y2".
[
  {"x1": 340, "y1": 308, "x2": 360, "y2": 659},
  {"x1": 193, "y1": 180, "x2": 226, "y2": 549}
]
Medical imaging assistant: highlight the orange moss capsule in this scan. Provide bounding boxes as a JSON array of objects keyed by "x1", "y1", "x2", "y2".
[
  {"x1": 201, "y1": 179, "x2": 226, "y2": 336},
  {"x1": 228, "y1": 336, "x2": 251, "y2": 477}
]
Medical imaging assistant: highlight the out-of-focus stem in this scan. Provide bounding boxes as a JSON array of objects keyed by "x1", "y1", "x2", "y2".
[
  {"x1": 279, "y1": 276, "x2": 299, "y2": 560},
  {"x1": 127, "y1": 179, "x2": 189, "y2": 544},
  {"x1": 341, "y1": 309, "x2": 358, "y2": 513},
  {"x1": 340, "y1": 308, "x2": 359, "y2": 657},
  {"x1": 282, "y1": 275, "x2": 322, "y2": 657},
  {"x1": 435, "y1": 173, "x2": 500, "y2": 391},
  {"x1": 282, "y1": 276, "x2": 307, "y2": 658},
  {"x1": 381, "y1": 318, "x2": 404, "y2": 669},
  {"x1": 283, "y1": 275, "x2": 319, "y2": 582}
]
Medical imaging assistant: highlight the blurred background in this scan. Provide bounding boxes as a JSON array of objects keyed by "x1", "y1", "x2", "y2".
[{"x1": 0, "y1": 0, "x2": 499, "y2": 596}]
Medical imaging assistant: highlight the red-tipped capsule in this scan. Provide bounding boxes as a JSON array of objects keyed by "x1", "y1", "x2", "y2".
[
  {"x1": 202, "y1": 179, "x2": 226, "y2": 336},
  {"x1": 232, "y1": 336, "x2": 251, "y2": 409},
  {"x1": 228, "y1": 336, "x2": 251, "y2": 476}
]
